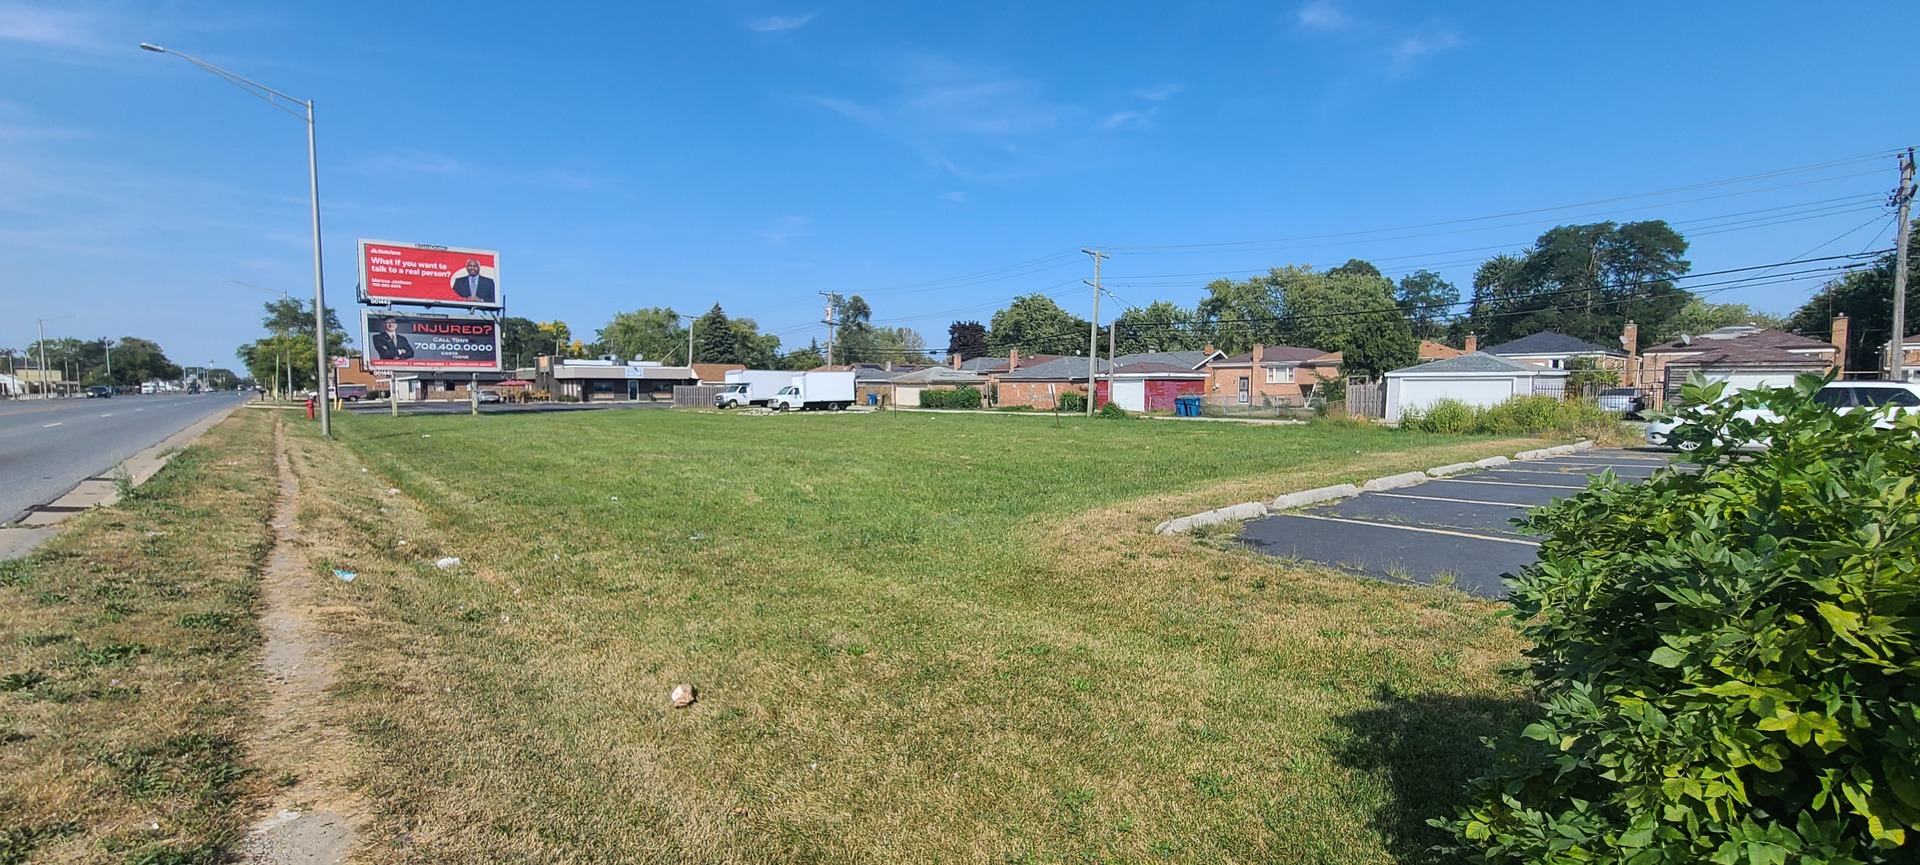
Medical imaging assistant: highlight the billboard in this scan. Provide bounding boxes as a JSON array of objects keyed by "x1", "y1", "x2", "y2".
[
  {"x1": 358, "y1": 239, "x2": 503, "y2": 310},
  {"x1": 361, "y1": 311, "x2": 501, "y2": 372}
]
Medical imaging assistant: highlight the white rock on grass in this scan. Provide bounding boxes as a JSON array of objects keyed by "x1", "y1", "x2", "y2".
[
  {"x1": 670, "y1": 683, "x2": 698, "y2": 708},
  {"x1": 433, "y1": 556, "x2": 460, "y2": 569}
]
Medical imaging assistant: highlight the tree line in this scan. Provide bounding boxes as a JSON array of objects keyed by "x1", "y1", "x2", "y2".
[{"x1": 5, "y1": 336, "x2": 195, "y2": 388}]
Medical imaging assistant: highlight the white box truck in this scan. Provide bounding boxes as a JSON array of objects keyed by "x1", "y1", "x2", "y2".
[
  {"x1": 769, "y1": 371, "x2": 856, "y2": 411},
  {"x1": 716, "y1": 370, "x2": 797, "y2": 408}
]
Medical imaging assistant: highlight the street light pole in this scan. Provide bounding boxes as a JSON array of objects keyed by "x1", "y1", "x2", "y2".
[
  {"x1": 34, "y1": 315, "x2": 73, "y2": 399},
  {"x1": 142, "y1": 43, "x2": 332, "y2": 435}
]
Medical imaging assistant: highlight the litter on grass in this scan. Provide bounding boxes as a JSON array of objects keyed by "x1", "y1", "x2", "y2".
[
  {"x1": 333, "y1": 569, "x2": 357, "y2": 582},
  {"x1": 434, "y1": 556, "x2": 461, "y2": 569},
  {"x1": 670, "y1": 683, "x2": 697, "y2": 708}
]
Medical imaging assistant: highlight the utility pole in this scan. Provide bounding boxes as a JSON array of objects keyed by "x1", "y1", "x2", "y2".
[
  {"x1": 1081, "y1": 248, "x2": 1108, "y2": 416},
  {"x1": 820, "y1": 292, "x2": 840, "y2": 367},
  {"x1": 1891, "y1": 148, "x2": 1915, "y2": 382}
]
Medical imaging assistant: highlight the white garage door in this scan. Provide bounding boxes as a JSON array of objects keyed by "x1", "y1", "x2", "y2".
[
  {"x1": 1401, "y1": 376, "x2": 1519, "y2": 413},
  {"x1": 1112, "y1": 379, "x2": 1147, "y2": 412}
]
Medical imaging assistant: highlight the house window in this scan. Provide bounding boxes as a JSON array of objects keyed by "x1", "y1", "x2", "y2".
[
  {"x1": 442, "y1": 381, "x2": 455, "y2": 392},
  {"x1": 1264, "y1": 366, "x2": 1293, "y2": 384}
]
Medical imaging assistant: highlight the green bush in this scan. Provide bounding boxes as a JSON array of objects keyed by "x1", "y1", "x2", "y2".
[
  {"x1": 1096, "y1": 401, "x2": 1132, "y2": 420},
  {"x1": 1439, "y1": 374, "x2": 1920, "y2": 863},
  {"x1": 1475, "y1": 394, "x2": 1563, "y2": 433},
  {"x1": 1408, "y1": 398, "x2": 1476, "y2": 434},
  {"x1": 1056, "y1": 392, "x2": 1088, "y2": 413},
  {"x1": 917, "y1": 387, "x2": 982, "y2": 410}
]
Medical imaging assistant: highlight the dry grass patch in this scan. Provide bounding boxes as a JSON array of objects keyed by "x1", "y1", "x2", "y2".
[
  {"x1": 0, "y1": 410, "x2": 275, "y2": 864},
  {"x1": 281, "y1": 410, "x2": 1570, "y2": 863}
]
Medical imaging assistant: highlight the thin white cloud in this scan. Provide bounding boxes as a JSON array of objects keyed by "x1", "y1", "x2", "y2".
[
  {"x1": 1130, "y1": 83, "x2": 1184, "y2": 102},
  {"x1": 1099, "y1": 110, "x2": 1145, "y2": 131},
  {"x1": 760, "y1": 215, "x2": 809, "y2": 244},
  {"x1": 0, "y1": 2, "x2": 105, "y2": 47},
  {"x1": 350, "y1": 150, "x2": 467, "y2": 175},
  {"x1": 1295, "y1": 0, "x2": 1353, "y2": 32},
  {"x1": 747, "y1": 12, "x2": 816, "y2": 32},
  {"x1": 1390, "y1": 31, "x2": 1462, "y2": 72},
  {"x1": 940, "y1": 191, "x2": 966, "y2": 204}
]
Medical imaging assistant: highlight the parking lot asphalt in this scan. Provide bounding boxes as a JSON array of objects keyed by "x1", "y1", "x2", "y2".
[{"x1": 1238, "y1": 448, "x2": 1671, "y2": 598}]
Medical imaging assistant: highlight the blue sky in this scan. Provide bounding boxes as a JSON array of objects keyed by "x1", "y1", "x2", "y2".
[{"x1": 2, "y1": 1, "x2": 1914, "y2": 368}]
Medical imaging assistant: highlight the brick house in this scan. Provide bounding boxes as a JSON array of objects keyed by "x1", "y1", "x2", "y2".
[
  {"x1": 993, "y1": 355, "x2": 1102, "y2": 409},
  {"x1": 1199, "y1": 344, "x2": 1338, "y2": 406},
  {"x1": 1637, "y1": 324, "x2": 1840, "y2": 405}
]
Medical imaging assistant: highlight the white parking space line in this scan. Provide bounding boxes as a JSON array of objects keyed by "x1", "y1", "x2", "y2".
[
  {"x1": 1370, "y1": 492, "x2": 1535, "y2": 509},
  {"x1": 43, "y1": 421, "x2": 62, "y2": 427},
  {"x1": 1444, "y1": 478, "x2": 1589, "y2": 490},
  {"x1": 100, "y1": 413, "x2": 113, "y2": 417},
  {"x1": 1279, "y1": 512, "x2": 1540, "y2": 546}
]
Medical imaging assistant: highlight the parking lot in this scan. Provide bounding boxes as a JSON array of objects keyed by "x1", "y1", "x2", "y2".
[{"x1": 1238, "y1": 448, "x2": 1671, "y2": 597}]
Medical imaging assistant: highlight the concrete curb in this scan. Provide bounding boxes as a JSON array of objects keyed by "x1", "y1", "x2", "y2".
[
  {"x1": 1514, "y1": 448, "x2": 1553, "y2": 461},
  {"x1": 1363, "y1": 471, "x2": 1428, "y2": 492},
  {"x1": 1270, "y1": 484, "x2": 1360, "y2": 511},
  {"x1": 0, "y1": 403, "x2": 242, "y2": 560},
  {"x1": 1474, "y1": 456, "x2": 1511, "y2": 468},
  {"x1": 1155, "y1": 501, "x2": 1269, "y2": 535},
  {"x1": 1426, "y1": 462, "x2": 1477, "y2": 478}
]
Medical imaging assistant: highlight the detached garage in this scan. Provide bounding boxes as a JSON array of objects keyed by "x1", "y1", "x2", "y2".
[
  {"x1": 1384, "y1": 353, "x2": 1568, "y2": 424},
  {"x1": 1105, "y1": 362, "x2": 1208, "y2": 412}
]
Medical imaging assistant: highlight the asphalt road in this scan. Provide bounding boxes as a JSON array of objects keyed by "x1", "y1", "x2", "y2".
[
  {"x1": 0, "y1": 392, "x2": 247, "y2": 525},
  {"x1": 1239, "y1": 448, "x2": 1672, "y2": 597}
]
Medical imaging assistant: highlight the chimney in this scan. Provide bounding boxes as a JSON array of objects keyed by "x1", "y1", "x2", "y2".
[
  {"x1": 950, "y1": 352, "x2": 962, "y2": 370},
  {"x1": 1009, "y1": 348, "x2": 1021, "y2": 371},
  {"x1": 1252, "y1": 344, "x2": 1265, "y2": 369},
  {"x1": 1203, "y1": 344, "x2": 1216, "y2": 357},
  {"x1": 1464, "y1": 334, "x2": 1478, "y2": 353},
  {"x1": 1831, "y1": 314, "x2": 1849, "y2": 373},
  {"x1": 885, "y1": 360, "x2": 893, "y2": 372}
]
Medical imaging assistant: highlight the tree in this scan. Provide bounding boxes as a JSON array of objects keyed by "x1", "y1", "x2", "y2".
[
  {"x1": 1395, "y1": 270, "x2": 1460, "y2": 340},
  {"x1": 1783, "y1": 222, "x2": 1918, "y2": 372},
  {"x1": 778, "y1": 341, "x2": 825, "y2": 371},
  {"x1": 1112, "y1": 301, "x2": 1203, "y2": 355},
  {"x1": 729, "y1": 318, "x2": 781, "y2": 369},
  {"x1": 1195, "y1": 272, "x2": 1286, "y2": 354},
  {"x1": 1328, "y1": 258, "x2": 1384, "y2": 280},
  {"x1": 1466, "y1": 221, "x2": 1692, "y2": 346},
  {"x1": 235, "y1": 299, "x2": 349, "y2": 391},
  {"x1": 694, "y1": 304, "x2": 736, "y2": 364},
  {"x1": 947, "y1": 321, "x2": 990, "y2": 360},
  {"x1": 1274, "y1": 266, "x2": 1416, "y2": 377},
  {"x1": 988, "y1": 294, "x2": 1089, "y2": 355},
  {"x1": 597, "y1": 307, "x2": 686, "y2": 363},
  {"x1": 534, "y1": 321, "x2": 589, "y2": 359},
  {"x1": 498, "y1": 317, "x2": 542, "y2": 370}
]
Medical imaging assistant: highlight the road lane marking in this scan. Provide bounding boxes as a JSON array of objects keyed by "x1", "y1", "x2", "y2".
[
  {"x1": 43, "y1": 422, "x2": 61, "y2": 427},
  {"x1": 1443, "y1": 478, "x2": 1589, "y2": 491},
  {"x1": 100, "y1": 413, "x2": 113, "y2": 417},
  {"x1": 1275, "y1": 512, "x2": 1540, "y2": 546},
  {"x1": 1369, "y1": 492, "x2": 1535, "y2": 509}
]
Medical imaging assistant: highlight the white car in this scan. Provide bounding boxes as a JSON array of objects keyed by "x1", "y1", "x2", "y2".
[{"x1": 1646, "y1": 382, "x2": 1920, "y2": 450}]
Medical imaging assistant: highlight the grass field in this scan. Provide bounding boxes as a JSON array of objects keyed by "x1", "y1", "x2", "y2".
[
  {"x1": 264, "y1": 408, "x2": 1558, "y2": 863},
  {"x1": 0, "y1": 410, "x2": 276, "y2": 863}
]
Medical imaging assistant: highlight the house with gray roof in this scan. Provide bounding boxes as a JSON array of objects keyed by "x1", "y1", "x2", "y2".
[{"x1": 1480, "y1": 332, "x2": 1625, "y2": 369}]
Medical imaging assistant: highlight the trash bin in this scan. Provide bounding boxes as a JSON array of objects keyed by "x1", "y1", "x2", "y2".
[{"x1": 867, "y1": 393, "x2": 879, "y2": 406}]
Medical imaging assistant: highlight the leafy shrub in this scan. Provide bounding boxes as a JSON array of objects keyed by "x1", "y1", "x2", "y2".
[
  {"x1": 1439, "y1": 374, "x2": 1920, "y2": 863},
  {"x1": 1408, "y1": 399, "x2": 1475, "y2": 433},
  {"x1": 1096, "y1": 401, "x2": 1132, "y2": 420},
  {"x1": 1056, "y1": 392, "x2": 1088, "y2": 413},
  {"x1": 917, "y1": 387, "x2": 983, "y2": 410},
  {"x1": 1475, "y1": 394, "x2": 1564, "y2": 433}
]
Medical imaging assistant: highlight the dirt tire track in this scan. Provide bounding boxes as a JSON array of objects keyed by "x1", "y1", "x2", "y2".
[{"x1": 239, "y1": 416, "x2": 363, "y2": 864}]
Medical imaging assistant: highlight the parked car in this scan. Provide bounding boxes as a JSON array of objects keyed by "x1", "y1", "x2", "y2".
[
  {"x1": 1646, "y1": 381, "x2": 1920, "y2": 451},
  {"x1": 331, "y1": 384, "x2": 369, "y2": 402},
  {"x1": 86, "y1": 385, "x2": 112, "y2": 399},
  {"x1": 1594, "y1": 387, "x2": 1644, "y2": 416},
  {"x1": 477, "y1": 389, "x2": 503, "y2": 404}
]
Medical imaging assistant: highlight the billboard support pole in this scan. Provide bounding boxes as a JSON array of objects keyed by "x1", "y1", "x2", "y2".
[
  {"x1": 470, "y1": 373, "x2": 479, "y2": 417},
  {"x1": 390, "y1": 374, "x2": 399, "y2": 417}
]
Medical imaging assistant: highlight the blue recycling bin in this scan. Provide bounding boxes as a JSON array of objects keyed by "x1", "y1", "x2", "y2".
[
  {"x1": 1175, "y1": 395, "x2": 1199, "y2": 417},
  {"x1": 867, "y1": 393, "x2": 879, "y2": 406}
]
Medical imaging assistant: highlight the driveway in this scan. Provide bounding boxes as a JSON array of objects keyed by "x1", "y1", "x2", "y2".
[{"x1": 1238, "y1": 448, "x2": 1670, "y2": 597}]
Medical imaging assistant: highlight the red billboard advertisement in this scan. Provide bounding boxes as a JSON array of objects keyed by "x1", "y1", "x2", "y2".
[
  {"x1": 358, "y1": 239, "x2": 503, "y2": 310},
  {"x1": 362, "y1": 311, "x2": 502, "y2": 372}
]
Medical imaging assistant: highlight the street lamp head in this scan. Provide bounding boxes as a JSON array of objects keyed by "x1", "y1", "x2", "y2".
[{"x1": 138, "y1": 42, "x2": 167, "y2": 53}]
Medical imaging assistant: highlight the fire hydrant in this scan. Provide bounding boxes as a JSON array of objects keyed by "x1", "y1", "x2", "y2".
[{"x1": 304, "y1": 398, "x2": 315, "y2": 420}]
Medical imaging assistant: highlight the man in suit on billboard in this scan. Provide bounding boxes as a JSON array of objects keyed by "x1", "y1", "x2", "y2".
[
  {"x1": 371, "y1": 317, "x2": 415, "y2": 360},
  {"x1": 452, "y1": 259, "x2": 496, "y2": 303}
]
